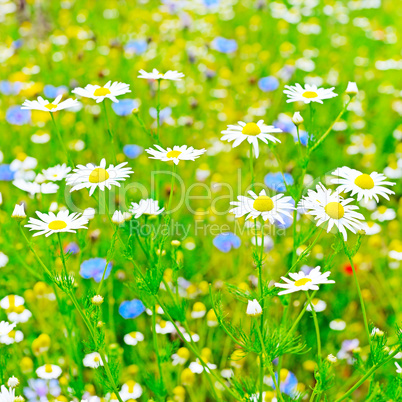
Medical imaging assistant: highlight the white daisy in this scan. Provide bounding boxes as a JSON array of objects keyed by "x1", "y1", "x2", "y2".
[
  {"x1": 361, "y1": 221, "x2": 381, "y2": 235},
  {"x1": 189, "y1": 360, "x2": 217, "y2": 374},
  {"x1": 0, "y1": 321, "x2": 16, "y2": 336},
  {"x1": 306, "y1": 298, "x2": 327, "y2": 312},
  {"x1": 0, "y1": 295, "x2": 24, "y2": 310},
  {"x1": 13, "y1": 180, "x2": 59, "y2": 196},
  {"x1": 123, "y1": 332, "x2": 144, "y2": 346},
  {"x1": 7, "y1": 307, "x2": 32, "y2": 323},
  {"x1": 395, "y1": 362, "x2": 402, "y2": 374},
  {"x1": 146, "y1": 144, "x2": 206, "y2": 165},
  {"x1": 0, "y1": 385, "x2": 15, "y2": 402},
  {"x1": 72, "y1": 81, "x2": 131, "y2": 103},
  {"x1": 246, "y1": 299, "x2": 263, "y2": 316},
  {"x1": 230, "y1": 189, "x2": 294, "y2": 224},
  {"x1": 283, "y1": 83, "x2": 338, "y2": 104},
  {"x1": 83, "y1": 352, "x2": 105, "y2": 368},
  {"x1": 0, "y1": 252, "x2": 9, "y2": 268},
  {"x1": 331, "y1": 166, "x2": 395, "y2": 202},
  {"x1": 221, "y1": 120, "x2": 282, "y2": 158},
  {"x1": 42, "y1": 164, "x2": 72, "y2": 182},
  {"x1": 66, "y1": 158, "x2": 133, "y2": 196},
  {"x1": 11, "y1": 204, "x2": 26, "y2": 219},
  {"x1": 155, "y1": 321, "x2": 175, "y2": 334},
  {"x1": 371, "y1": 206, "x2": 396, "y2": 222},
  {"x1": 25, "y1": 210, "x2": 89, "y2": 237},
  {"x1": 129, "y1": 199, "x2": 165, "y2": 218},
  {"x1": 119, "y1": 381, "x2": 143, "y2": 401},
  {"x1": 275, "y1": 266, "x2": 335, "y2": 295},
  {"x1": 298, "y1": 183, "x2": 365, "y2": 240},
  {"x1": 171, "y1": 348, "x2": 190, "y2": 366},
  {"x1": 21, "y1": 95, "x2": 78, "y2": 112},
  {"x1": 138, "y1": 68, "x2": 184, "y2": 81},
  {"x1": 1, "y1": 330, "x2": 24, "y2": 345},
  {"x1": 36, "y1": 364, "x2": 62, "y2": 379}
]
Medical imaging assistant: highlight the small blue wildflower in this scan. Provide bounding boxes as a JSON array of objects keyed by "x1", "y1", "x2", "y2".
[
  {"x1": 203, "y1": 0, "x2": 220, "y2": 6},
  {"x1": 258, "y1": 76, "x2": 279, "y2": 92},
  {"x1": 270, "y1": 370, "x2": 298, "y2": 397},
  {"x1": 80, "y1": 258, "x2": 112, "y2": 282},
  {"x1": 149, "y1": 107, "x2": 172, "y2": 125},
  {"x1": 24, "y1": 379, "x2": 61, "y2": 402},
  {"x1": 44, "y1": 85, "x2": 68, "y2": 99},
  {"x1": 119, "y1": 299, "x2": 146, "y2": 319},
  {"x1": 264, "y1": 172, "x2": 294, "y2": 192},
  {"x1": 213, "y1": 232, "x2": 241, "y2": 252},
  {"x1": 123, "y1": 144, "x2": 143, "y2": 159},
  {"x1": 0, "y1": 165, "x2": 16, "y2": 181},
  {"x1": 211, "y1": 37, "x2": 237, "y2": 54},
  {"x1": 6, "y1": 106, "x2": 31, "y2": 125},
  {"x1": 0, "y1": 81, "x2": 22, "y2": 95},
  {"x1": 112, "y1": 99, "x2": 139, "y2": 116},
  {"x1": 124, "y1": 40, "x2": 148, "y2": 55},
  {"x1": 292, "y1": 129, "x2": 309, "y2": 146},
  {"x1": 64, "y1": 242, "x2": 80, "y2": 255}
]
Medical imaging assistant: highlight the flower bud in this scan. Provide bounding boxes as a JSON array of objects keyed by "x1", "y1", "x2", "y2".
[
  {"x1": 8, "y1": 376, "x2": 19, "y2": 388},
  {"x1": 345, "y1": 81, "x2": 358, "y2": 95},
  {"x1": 112, "y1": 210, "x2": 125, "y2": 224},
  {"x1": 292, "y1": 111, "x2": 304, "y2": 126},
  {"x1": 12, "y1": 204, "x2": 26, "y2": 220},
  {"x1": 246, "y1": 299, "x2": 262, "y2": 316},
  {"x1": 326, "y1": 354, "x2": 337, "y2": 363},
  {"x1": 92, "y1": 295, "x2": 104, "y2": 305}
]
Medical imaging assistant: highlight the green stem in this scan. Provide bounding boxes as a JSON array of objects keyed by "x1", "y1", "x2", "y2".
[
  {"x1": 249, "y1": 142, "x2": 255, "y2": 190},
  {"x1": 97, "y1": 228, "x2": 118, "y2": 294},
  {"x1": 57, "y1": 233, "x2": 68, "y2": 278},
  {"x1": 152, "y1": 304, "x2": 165, "y2": 388},
  {"x1": 102, "y1": 101, "x2": 117, "y2": 164},
  {"x1": 265, "y1": 359, "x2": 285, "y2": 402},
  {"x1": 334, "y1": 349, "x2": 400, "y2": 402},
  {"x1": 341, "y1": 236, "x2": 371, "y2": 347},
  {"x1": 50, "y1": 112, "x2": 74, "y2": 167},
  {"x1": 307, "y1": 291, "x2": 322, "y2": 365}
]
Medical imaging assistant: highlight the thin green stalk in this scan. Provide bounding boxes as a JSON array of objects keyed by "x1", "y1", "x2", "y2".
[
  {"x1": 249, "y1": 142, "x2": 254, "y2": 190},
  {"x1": 309, "y1": 99, "x2": 351, "y2": 153},
  {"x1": 152, "y1": 304, "x2": 165, "y2": 388},
  {"x1": 265, "y1": 359, "x2": 285, "y2": 402},
  {"x1": 102, "y1": 101, "x2": 117, "y2": 164},
  {"x1": 334, "y1": 349, "x2": 400, "y2": 402},
  {"x1": 57, "y1": 233, "x2": 68, "y2": 278},
  {"x1": 50, "y1": 112, "x2": 74, "y2": 167},
  {"x1": 341, "y1": 236, "x2": 371, "y2": 347},
  {"x1": 97, "y1": 228, "x2": 119, "y2": 294},
  {"x1": 307, "y1": 291, "x2": 322, "y2": 364}
]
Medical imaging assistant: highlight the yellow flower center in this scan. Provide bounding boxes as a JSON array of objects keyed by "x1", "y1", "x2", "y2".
[
  {"x1": 127, "y1": 380, "x2": 136, "y2": 393},
  {"x1": 325, "y1": 202, "x2": 345, "y2": 219},
  {"x1": 45, "y1": 364, "x2": 53, "y2": 373},
  {"x1": 253, "y1": 196, "x2": 274, "y2": 212},
  {"x1": 303, "y1": 91, "x2": 318, "y2": 98},
  {"x1": 89, "y1": 167, "x2": 110, "y2": 183},
  {"x1": 94, "y1": 87, "x2": 111, "y2": 96},
  {"x1": 294, "y1": 277, "x2": 312, "y2": 287},
  {"x1": 160, "y1": 321, "x2": 167, "y2": 328},
  {"x1": 354, "y1": 173, "x2": 374, "y2": 190},
  {"x1": 9, "y1": 330, "x2": 16, "y2": 339},
  {"x1": 44, "y1": 103, "x2": 57, "y2": 110},
  {"x1": 93, "y1": 355, "x2": 100, "y2": 362},
  {"x1": 378, "y1": 206, "x2": 387, "y2": 214},
  {"x1": 129, "y1": 332, "x2": 137, "y2": 339},
  {"x1": 48, "y1": 220, "x2": 67, "y2": 230},
  {"x1": 166, "y1": 150, "x2": 182, "y2": 158},
  {"x1": 241, "y1": 122, "x2": 261, "y2": 136}
]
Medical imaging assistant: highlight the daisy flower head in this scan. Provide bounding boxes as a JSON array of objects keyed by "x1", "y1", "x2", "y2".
[
  {"x1": 0, "y1": 385, "x2": 15, "y2": 402},
  {"x1": 275, "y1": 266, "x2": 335, "y2": 295},
  {"x1": 138, "y1": 68, "x2": 184, "y2": 81},
  {"x1": 283, "y1": 83, "x2": 338, "y2": 104},
  {"x1": 331, "y1": 166, "x2": 395, "y2": 203},
  {"x1": 146, "y1": 145, "x2": 206, "y2": 165},
  {"x1": 0, "y1": 321, "x2": 16, "y2": 336},
  {"x1": 72, "y1": 81, "x2": 131, "y2": 103},
  {"x1": 25, "y1": 210, "x2": 89, "y2": 237},
  {"x1": 66, "y1": 158, "x2": 133, "y2": 196},
  {"x1": 123, "y1": 331, "x2": 144, "y2": 346},
  {"x1": 120, "y1": 381, "x2": 143, "y2": 400},
  {"x1": 13, "y1": 180, "x2": 59, "y2": 197},
  {"x1": 36, "y1": 364, "x2": 62, "y2": 379},
  {"x1": 221, "y1": 120, "x2": 282, "y2": 158},
  {"x1": 83, "y1": 352, "x2": 105, "y2": 368},
  {"x1": 230, "y1": 189, "x2": 294, "y2": 224},
  {"x1": 21, "y1": 95, "x2": 79, "y2": 112},
  {"x1": 299, "y1": 183, "x2": 365, "y2": 240},
  {"x1": 129, "y1": 198, "x2": 165, "y2": 218},
  {"x1": 42, "y1": 164, "x2": 72, "y2": 182}
]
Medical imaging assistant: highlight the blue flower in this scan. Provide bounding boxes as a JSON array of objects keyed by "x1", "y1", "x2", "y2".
[
  {"x1": 111, "y1": 99, "x2": 139, "y2": 116},
  {"x1": 124, "y1": 40, "x2": 148, "y2": 55},
  {"x1": 264, "y1": 172, "x2": 293, "y2": 192},
  {"x1": 293, "y1": 129, "x2": 309, "y2": 146},
  {"x1": 44, "y1": 85, "x2": 68, "y2": 99},
  {"x1": 213, "y1": 232, "x2": 241, "y2": 252},
  {"x1": 6, "y1": 106, "x2": 31, "y2": 125},
  {"x1": 119, "y1": 299, "x2": 146, "y2": 319},
  {"x1": 258, "y1": 76, "x2": 279, "y2": 92},
  {"x1": 270, "y1": 370, "x2": 298, "y2": 397},
  {"x1": 203, "y1": 0, "x2": 220, "y2": 6},
  {"x1": 0, "y1": 81, "x2": 22, "y2": 95},
  {"x1": 24, "y1": 379, "x2": 61, "y2": 402},
  {"x1": 80, "y1": 258, "x2": 112, "y2": 282},
  {"x1": 123, "y1": 144, "x2": 143, "y2": 159},
  {"x1": 64, "y1": 242, "x2": 80, "y2": 255},
  {"x1": 211, "y1": 37, "x2": 237, "y2": 54},
  {"x1": 0, "y1": 165, "x2": 16, "y2": 181}
]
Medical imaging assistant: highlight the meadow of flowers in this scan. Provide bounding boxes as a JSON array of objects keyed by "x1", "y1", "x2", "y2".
[{"x1": 1, "y1": 1, "x2": 402, "y2": 401}]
